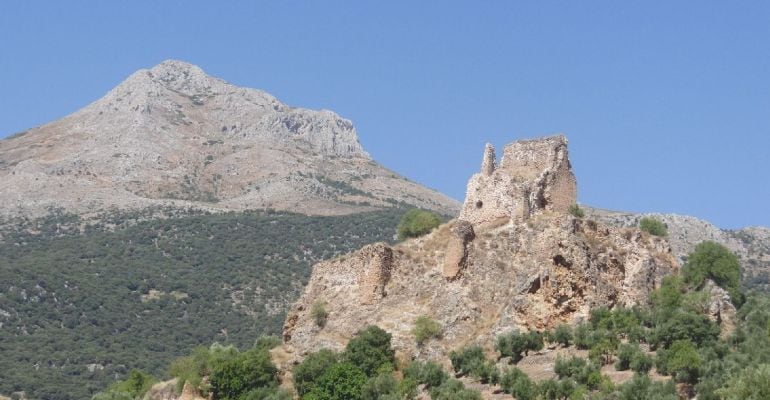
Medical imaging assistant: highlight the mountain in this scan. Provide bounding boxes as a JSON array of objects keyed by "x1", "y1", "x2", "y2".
[
  {"x1": 281, "y1": 136, "x2": 681, "y2": 365},
  {"x1": 0, "y1": 60, "x2": 459, "y2": 219}
]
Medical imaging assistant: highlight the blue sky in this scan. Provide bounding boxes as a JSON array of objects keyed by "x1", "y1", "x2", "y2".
[{"x1": 1, "y1": 2, "x2": 768, "y2": 228}]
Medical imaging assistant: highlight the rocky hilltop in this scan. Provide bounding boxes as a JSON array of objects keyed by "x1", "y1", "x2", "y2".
[
  {"x1": 0, "y1": 60, "x2": 459, "y2": 218},
  {"x1": 585, "y1": 208, "x2": 770, "y2": 292},
  {"x1": 281, "y1": 136, "x2": 678, "y2": 365}
]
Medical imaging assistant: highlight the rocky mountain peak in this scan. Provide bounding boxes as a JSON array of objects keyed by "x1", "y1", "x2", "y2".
[{"x1": 0, "y1": 61, "x2": 460, "y2": 218}]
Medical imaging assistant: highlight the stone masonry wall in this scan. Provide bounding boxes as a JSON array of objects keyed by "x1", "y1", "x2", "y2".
[{"x1": 459, "y1": 135, "x2": 577, "y2": 226}]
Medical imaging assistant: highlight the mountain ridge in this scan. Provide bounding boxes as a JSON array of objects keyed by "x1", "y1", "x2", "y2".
[{"x1": 0, "y1": 60, "x2": 459, "y2": 219}]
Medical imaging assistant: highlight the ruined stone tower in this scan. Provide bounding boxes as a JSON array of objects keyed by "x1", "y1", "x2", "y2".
[{"x1": 459, "y1": 135, "x2": 577, "y2": 226}]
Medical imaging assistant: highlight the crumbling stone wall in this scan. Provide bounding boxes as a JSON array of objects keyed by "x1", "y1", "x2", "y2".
[
  {"x1": 356, "y1": 243, "x2": 394, "y2": 305},
  {"x1": 459, "y1": 135, "x2": 577, "y2": 226}
]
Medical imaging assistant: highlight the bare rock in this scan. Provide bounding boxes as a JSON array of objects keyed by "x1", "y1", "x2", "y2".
[
  {"x1": 702, "y1": 279, "x2": 737, "y2": 339},
  {"x1": 0, "y1": 60, "x2": 460, "y2": 218},
  {"x1": 459, "y1": 135, "x2": 577, "y2": 226}
]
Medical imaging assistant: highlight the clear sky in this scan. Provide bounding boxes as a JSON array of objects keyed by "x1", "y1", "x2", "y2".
[{"x1": 1, "y1": 2, "x2": 768, "y2": 228}]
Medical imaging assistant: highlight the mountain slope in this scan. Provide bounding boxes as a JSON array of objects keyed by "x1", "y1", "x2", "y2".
[
  {"x1": 0, "y1": 208, "x2": 412, "y2": 400},
  {"x1": 0, "y1": 60, "x2": 459, "y2": 218}
]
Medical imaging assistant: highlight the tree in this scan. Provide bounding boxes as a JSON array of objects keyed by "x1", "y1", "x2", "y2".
[
  {"x1": 412, "y1": 315, "x2": 442, "y2": 345},
  {"x1": 715, "y1": 363, "x2": 770, "y2": 400},
  {"x1": 403, "y1": 361, "x2": 448, "y2": 389},
  {"x1": 428, "y1": 378, "x2": 482, "y2": 400},
  {"x1": 553, "y1": 324, "x2": 573, "y2": 347},
  {"x1": 639, "y1": 217, "x2": 667, "y2": 237},
  {"x1": 361, "y1": 372, "x2": 397, "y2": 400},
  {"x1": 344, "y1": 326, "x2": 395, "y2": 377},
  {"x1": 396, "y1": 209, "x2": 441, "y2": 240},
  {"x1": 449, "y1": 345, "x2": 486, "y2": 376},
  {"x1": 210, "y1": 349, "x2": 278, "y2": 400},
  {"x1": 293, "y1": 349, "x2": 339, "y2": 396},
  {"x1": 682, "y1": 241, "x2": 743, "y2": 304},
  {"x1": 495, "y1": 330, "x2": 542, "y2": 363},
  {"x1": 657, "y1": 340, "x2": 701, "y2": 384},
  {"x1": 305, "y1": 363, "x2": 367, "y2": 400},
  {"x1": 500, "y1": 368, "x2": 535, "y2": 400}
]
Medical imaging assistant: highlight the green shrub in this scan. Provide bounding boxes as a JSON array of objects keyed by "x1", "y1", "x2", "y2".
[
  {"x1": 715, "y1": 363, "x2": 770, "y2": 400},
  {"x1": 293, "y1": 349, "x2": 339, "y2": 396},
  {"x1": 573, "y1": 323, "x2": 593, "y2": 350},
  {"x1": 495, "y1": 330, "x2": 543, "y2": 363},
  {"x1": 397, "y1": 209, "x2": 442, "y2": 240},
  {"x1": 652, "y1": 309, "x2": 720, "y2": 348},
  {"x1": 304, "y1": 362, "x2": 367, "y2": 400},
  {"x1": 630, "y1": 351, "x2": 654, "y2": 374},
  {"x1": 428, "y1": 378, "x2": 481, "y2": 400},
  {"x1": 94, "y1": 369, "x2": 156, "y2": 400},
  {"x1": 568, "y1": 204, "x2": 585, "y2": 218},
  {"x1": 615, "y1": 343, "x2": 642, "y2": 371},
  {"x1": 240, "y1": 387, "x2": 293, "y2": 400},
  {"x1": 361, "y1": 372, "x2": 397, "y2": 400},
  {"x1": 500, "y1": 368, "x2": 535, "y2": 400},
  {"x1": 656, "y1": 339, "x2": 701, "y2": 383},
  {"x1": 403, "y1": 361, "x2": 448, "y2": 389},
  {"x1": 412, "y1": 315, "x2": 442, "y2": 345},
  {"x1": 617, "y1": 374, "x2": 677, "y2": 400},
  {"x1": 553, "y1": 324, "x2": 573, "y2": 347},
  {"x1": 344, "y1": 326, "x2": 395, "y2": 377},
  {"x1": 210, "y1": 349, "x2": 278, "y2": 400},
  {"x1": 311, "y1": 301, "x2": 329, "y2": 328},
  {"x1": 553, "y1": 356, "x2": 602, "y2": 389},
  {"x1": 449, "y1": 345, "x2": 486, "y2": 376},
  {"x1": 682, "y1": 241, "x2": 743, "y2": 305},
  {"x1": 639, "y1": 217, "x2": 667, "y2": 237}
]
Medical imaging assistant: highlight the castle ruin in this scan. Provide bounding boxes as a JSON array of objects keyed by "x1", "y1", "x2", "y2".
[{"x1": 458, "y1": 135, "x2": 577, "y2": 226}]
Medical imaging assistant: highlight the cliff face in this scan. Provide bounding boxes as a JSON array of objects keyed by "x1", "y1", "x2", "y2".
[
  {"x1": 282, "y1": 136, "x2": 678, "y2": 364},
  {"x1": 0, "y1": 60, "x2": 459, "y2": 218}
]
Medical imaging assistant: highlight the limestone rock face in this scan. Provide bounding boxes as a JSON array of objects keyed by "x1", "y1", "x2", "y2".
[
  {"x1": 459, "y1": 135, "x2": 577, "y2": 226},
  {"x1": 702, "y1": 280, "x2": 738, "y2": 338},
  {"x1": 282, "y1": 213, "x2": 678, "y2": 363},
  {"x1": 0, "y1": 60, "x2": 460, "y2": 218}
]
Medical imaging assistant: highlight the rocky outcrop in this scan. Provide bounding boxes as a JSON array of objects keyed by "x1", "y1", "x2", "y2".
[
  {"x1": 702, "y1": 280, "x2": 738, "y2": 339},
  {"x1": 282, "y1": 136, "x2": 677, "y2": 363},
  {"x1": 586, "y1": 208, "x2": 770, "y2": 292},
  {"x1": 0, "y1": 60, "x2": 460, "y2": 218},
  {"x1": 459, "y1": 135, "x2": 577, "y2": 226}
]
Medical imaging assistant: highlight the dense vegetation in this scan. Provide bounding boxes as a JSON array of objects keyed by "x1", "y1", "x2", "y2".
[
  {"x1": 0, "y1": 207, "x2": 410, "y2": 400},
  {"x1": 396, "y1": 209, "x2": 442, "y2": 240}
]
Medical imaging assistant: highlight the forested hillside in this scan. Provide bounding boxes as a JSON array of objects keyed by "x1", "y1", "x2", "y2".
[{"x1": 0, "y1": 208, "x2": 411, "y2": 399}]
